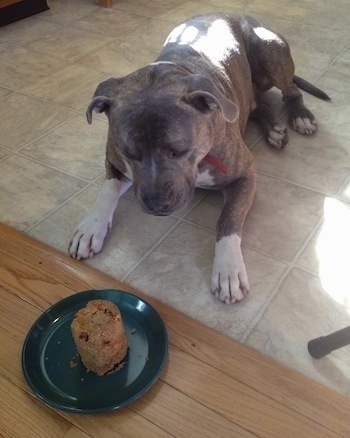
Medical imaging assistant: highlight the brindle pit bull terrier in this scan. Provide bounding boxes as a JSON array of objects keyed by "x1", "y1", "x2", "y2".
[{"x1": 69, "y1": 13, "x2": 330, "y2": 304}]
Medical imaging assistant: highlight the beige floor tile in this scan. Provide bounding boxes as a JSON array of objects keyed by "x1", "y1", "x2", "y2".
[
  {"x1": 0, "y1": 86, "x2": 13, "y2": 101},
  {"x1": 0, "y1": 154, "x2": 87, "y2": 230},
  {"x1": 116, "y1": 18, "x2": 177, "y2": 59},
  {"x1": 0, "y1": 15, "x2": 61, "y2": 47},
  {"x1": 330, "y1": 0, "x2": 350, "y2": 7},
  {"x1": 77, "y1": 41, "x2": 140, "y2": 77},
  {"x1": 21, "y1": 65, "x2": 110, "y2": 111},
  {"x1": 0, "y1": 47, "x2": 66, "y2": 90},
  {"x1": 242, "y1": 175, "x2": 325, "y2": 262},
  {"x1": 306, "y1": 89, "x2": 350, "y2": 140},
  {"x1": 42, "y1": 0, "x2": 99, "y2": 25},
  {"x1": 25, "y1": 26, "x2": 114, "y2": 62},
  {"x1": 0, "y1": 147, "x2": 11, "y2": 160},
  {"x1": 20, "y1": 115, "x2": 106, "y2": 180},
  {"x1": 252, "y1": 128, "x2": 350, "y2": 195},
  {"x1": 245, "y1": 268, "x2": 350, "y2": 395},
  {"x1": 291, "y1": 47, "x2": 334, "y2": 82},
  {"x1": 76, "y1": 33, "x2": 166, "y2": 77},
  {"x1": 158, "y1": 1, "x2": 233, "y2": 24},
  {"x1": 111, "y1": 0, "x2": 188, "y2": 18},
  {"x1": 0, "y1": 93, "x2": 75, "y2": 151},
  {"x1": 315, "y1": 51, "x2": 350, "y2": 93},
  {"x1": 301, "y1": 4, "x2": 350, "y2": 30},
  {"x1": 72, "y1": 8, "x2": 150, "y2": 38},
  {"x1": 184, "y1": 191, "x2": 223, "y2": 232},
  {"x1": 29, "y1": 185, "x2": 179, "y2": 278},
  {"x1": 245, "y1": 0, "x2": 315, "y2": 23},
  {"x1": 297, "y1": 199, "x2": 350, "y2": 298},
  {"x1": 126, "y1": 221, "x2": 287, "y2": 340},
  {"x1": 285, "y1": 22, "x2": 349, "y2": 56}
]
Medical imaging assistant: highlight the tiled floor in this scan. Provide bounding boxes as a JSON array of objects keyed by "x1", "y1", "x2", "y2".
[{"x1": 1, "y1": 0, "x2": 350, "y2": 395}]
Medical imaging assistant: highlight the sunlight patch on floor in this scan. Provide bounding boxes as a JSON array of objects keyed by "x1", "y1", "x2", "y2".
[{"x1": 317, "y1": 197, "x2": 350, "y2": 311}]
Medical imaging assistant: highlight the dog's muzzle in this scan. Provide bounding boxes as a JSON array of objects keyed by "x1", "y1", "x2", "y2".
[{"x1": 139, "y1": 181, "x2": 191, "y2": 216}]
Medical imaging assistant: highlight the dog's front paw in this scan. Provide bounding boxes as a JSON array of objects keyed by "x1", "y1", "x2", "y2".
[
  {"x1": 68, "y1": 211, "x2": 111, "y2": 260},
  {"x1": 211, "y1": 234, "x2": 249, "y2": 304}
]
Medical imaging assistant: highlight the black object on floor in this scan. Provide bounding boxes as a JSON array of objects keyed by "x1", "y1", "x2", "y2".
[
  {"x1": 0, "y1": 0, "x2": 49, "y2": 28},
  {"x1": 308, "y1": 326, "x2": 350, "y2": 359}
]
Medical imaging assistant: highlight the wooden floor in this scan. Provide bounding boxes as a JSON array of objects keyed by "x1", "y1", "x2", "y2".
[{"x1": 0, "y1": 222, "x2": 349, "y2": 438}]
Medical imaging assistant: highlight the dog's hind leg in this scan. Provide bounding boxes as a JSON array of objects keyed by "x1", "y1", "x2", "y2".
[
  {"x1": 251, "y1": 93, "x2": 289, "y2": 150},
  {"x1": 249, "y1": 26, "x2": 319, "y2": 136}
]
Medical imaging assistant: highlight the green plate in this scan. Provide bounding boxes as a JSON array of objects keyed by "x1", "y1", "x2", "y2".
[{"x1": 22, "y1": 289, "x2": 168, "y2": 414}]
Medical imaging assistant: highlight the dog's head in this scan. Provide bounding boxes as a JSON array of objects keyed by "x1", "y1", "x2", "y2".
[{"x1": 86, "y1": 66, "x2": 238, "y2": 216}]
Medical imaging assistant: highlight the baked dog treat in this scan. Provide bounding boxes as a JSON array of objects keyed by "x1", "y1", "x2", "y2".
[{"x1": 71, "y1": 299, "x2": 128, "y2": 375}]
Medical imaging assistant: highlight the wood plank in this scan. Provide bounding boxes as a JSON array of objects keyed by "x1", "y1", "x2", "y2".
[
  {"x1": 63, "y1": 427, "x2": 92, "y2": 438},
  {"x1": 0, "y1": 374, "x2": 71, "y2": 438},
  {"x1": 164, "y1": 347, "x2": 339, "y2": 438},
  {"x1": 60, "y1": 408, "x2": 173, "y2": 438},
  {"x1": 0, "y1": 251, "x2": 76, "y2": 310},
  {"x1": 130, "y1": 378, "x2": 256, "y2": 438}
]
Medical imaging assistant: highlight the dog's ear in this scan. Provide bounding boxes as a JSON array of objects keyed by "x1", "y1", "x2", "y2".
[
  {"x1": 183, "y1": 75, "x2": 239, "y2": 123},
  {"x1": 86, "y1": 96, "x2": 112, "y2": 124},
  {"x1": 86, "y1": 78, "x2": 123, "y2": 124}
]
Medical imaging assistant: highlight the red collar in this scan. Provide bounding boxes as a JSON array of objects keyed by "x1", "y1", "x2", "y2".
[{"x1": 202, "y1": 154, "x2": 228, "y2": 174}]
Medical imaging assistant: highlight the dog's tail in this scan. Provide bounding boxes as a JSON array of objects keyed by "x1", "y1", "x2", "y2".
[{"x1": 293, "y1": 75, "x2": 331, "y2": 101}]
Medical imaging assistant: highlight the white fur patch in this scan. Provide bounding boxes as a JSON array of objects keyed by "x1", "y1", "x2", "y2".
[
  {"x1": 196, "y1": 169, "x2": 215, "y2": 188},
  {"x1": 149, "y1": 61, "x2": 176, "y2": 66},
  {"x1": 69, "y1": 178, "x2": 132, "y2": 260},
  {"x1": 123, "y1": 160, "x2": 133, "y2": 181},
  {"x1": 211, "y1": 234, "x2": 249, "y2": 304}
]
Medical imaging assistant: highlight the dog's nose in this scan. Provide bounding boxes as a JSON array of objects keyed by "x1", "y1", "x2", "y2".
[
  {"x1": 140, "y1": 182, "x2": 174, "y2": 216},
  {"x1": 141, "y1": 194, "x2": 170, "y2": 215}
]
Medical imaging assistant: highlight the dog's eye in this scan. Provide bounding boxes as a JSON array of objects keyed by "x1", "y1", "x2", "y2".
[{"x1": 169, "y1": 150, "x2": 188, "y2": 159}]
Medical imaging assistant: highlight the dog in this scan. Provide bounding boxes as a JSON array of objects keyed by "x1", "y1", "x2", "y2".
[{"x1": 68, "y1": 13, "x2": 330, "y2": 304}]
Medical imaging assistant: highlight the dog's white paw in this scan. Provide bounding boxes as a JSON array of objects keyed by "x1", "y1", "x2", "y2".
[
  {"x1": 211, "y1": 234, "x2": 249, "y2": 304},
  {"x1": 268, "y1": 124, "x2": 288, "y2": 149},
  {"x1": 68, "y1": 210, "x2": 111, "y2": 260},
  {"x1": 292, "y1": 117, "x2": 317, "y2": 135},
  {"x1": 68, "y1": 178, "x2": 130, "y2": 260}
]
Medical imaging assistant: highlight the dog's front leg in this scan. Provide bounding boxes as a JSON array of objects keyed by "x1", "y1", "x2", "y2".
[
  {"x1": 211, "y1": 172, "x2": 257, "y2": 304},
  {"x1": 69, "y1": 177, "x2": 132, "y2": 260}
]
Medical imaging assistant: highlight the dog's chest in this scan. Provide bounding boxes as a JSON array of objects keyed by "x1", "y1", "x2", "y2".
[{"x1": 196, "y1": 169, "x2": 216, "y2": 188}]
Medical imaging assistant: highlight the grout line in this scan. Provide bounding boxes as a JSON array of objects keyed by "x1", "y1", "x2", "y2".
[
  {"x1": 15, "y1": 150, "x2": 100, "y2": 183},
  {"x1": 256, "y1": 169, "x2": 346, "y2": 199},
  {"x1": 121, "y1": 191, "x2": 210, "y2": 280},
  {"x1": 241, "y1": 212, "x2": 325, "y2": 343},
  {"x1": 121, "y1": 217, "x2": 183, "y2": 282},
  {"x1": 14, "y1": 113, "x2": 79, "y2": 153},
  {"x1": 24, "y1": 182, "x2": 95, "y2": 233}
]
